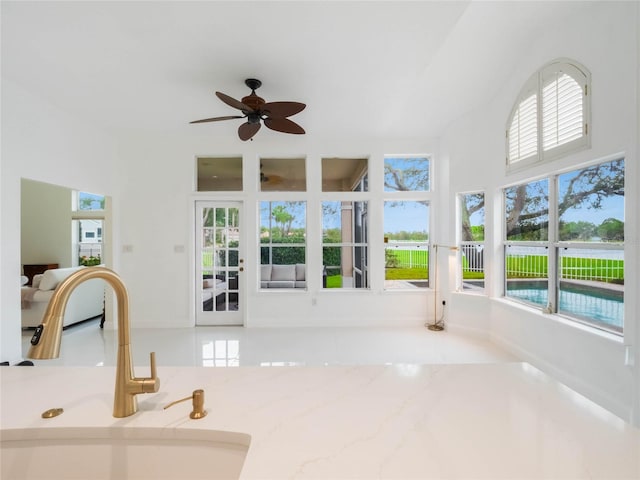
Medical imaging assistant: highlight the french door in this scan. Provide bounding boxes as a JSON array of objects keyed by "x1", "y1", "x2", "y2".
[{"x1": 196, "y1": 201, "x2": 243, "y2": 326}]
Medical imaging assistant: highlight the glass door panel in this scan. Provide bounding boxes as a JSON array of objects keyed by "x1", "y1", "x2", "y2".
[{"x1": 196, "y1": 201, "x2": 243, "y2": 325}]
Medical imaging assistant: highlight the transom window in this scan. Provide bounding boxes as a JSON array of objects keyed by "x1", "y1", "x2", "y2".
[{"x1": 507, "y1": 59, "x2": 590, "y2": 169}]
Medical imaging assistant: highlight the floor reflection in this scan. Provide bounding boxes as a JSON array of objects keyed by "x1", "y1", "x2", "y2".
[
  {"x1": 201, "y1": 340, "x2": 240, "y2": 367},
  {"x1": 22, "y1": 319, "x2": 518, "y2": 367}
]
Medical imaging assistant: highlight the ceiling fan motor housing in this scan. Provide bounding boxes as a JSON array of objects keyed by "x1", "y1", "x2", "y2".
[
  {"x1": 242, "y1": 94, "x2": 265, "y2": 112},
  {"x1": 242, "y1": 78, "x2": 265, "y2": 112}
]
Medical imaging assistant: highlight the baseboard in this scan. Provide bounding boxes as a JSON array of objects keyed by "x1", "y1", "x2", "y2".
[{"x1": 444, "y1": 322, "x2": 491, "y2": 340}]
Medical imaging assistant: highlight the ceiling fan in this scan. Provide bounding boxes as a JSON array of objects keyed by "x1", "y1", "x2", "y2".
[{"x1": 190, "y1": 78, "x2": 306, "y2": 141}]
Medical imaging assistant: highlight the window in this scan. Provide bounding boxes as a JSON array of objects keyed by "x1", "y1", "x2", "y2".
[
  {"x1": 322, "y1": 201, "x2": 369, "y2": 289},
  {"x1": 322, "y1": 157, "x2": 368, "y2": 192},
  {"x1": 73, "y1": 191, "x2": 106, "y2": 266},
  {"x1": 504, "y1": 178, "x2": 550, "y2": 311},
  {"x1": 259, "y1": 201, "x2": 306, "y2": 289},
  {"x1": 260, "y1": 157, "x2": 306, "y2": 192},
  {"x1": 505, "y1": 179, "x2": 549, "y2": 242},
  {"x1": 384, "y1": 157, "x2": 430, "y2": 192},
  {"x1": 503, "y1": 159, "x2": 624, "y2": 334},
  {"x1": 76, "y1": 219, "x2": 104, "y2": 265},
  {"x1": 383, "y1": 156, "x2": 431, "y2": 290},
  {"x1": 507, "y1": 59, "x2": 590, "y2": 169},
  {"x1": 321, "y1": 159, "x2": 369, "y2": 289},
  {"x1": 384, "y1": 201, "x2": 430, "y2": 289},
  {"x1": 197, "y1": 156, "x2": 243, "y2": 191},
  {"x1": 459, "y1": 192, "x2": 485, "y2": 291},
  {"x1": 78, "y1": 191, "x2": 105, "y2": 211}
]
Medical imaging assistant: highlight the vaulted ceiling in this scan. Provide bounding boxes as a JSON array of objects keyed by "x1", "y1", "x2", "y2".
[{"x1": 2, "y1": 1, "x2": 593, "y2": 141}]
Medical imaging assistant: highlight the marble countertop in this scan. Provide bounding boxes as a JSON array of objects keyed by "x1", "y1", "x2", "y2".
[{"x1": 1, "y1": 363, "x2": 639, "y2": 479}]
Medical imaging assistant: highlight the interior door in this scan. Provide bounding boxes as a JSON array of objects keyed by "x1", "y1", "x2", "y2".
[{"x1": 196, "y1": 201, "x2": 243, "y2": 326}]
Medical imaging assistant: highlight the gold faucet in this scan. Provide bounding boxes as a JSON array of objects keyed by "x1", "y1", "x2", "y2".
[{"x1": 28, "y1": 266, "x2": 160, "y2": 418}]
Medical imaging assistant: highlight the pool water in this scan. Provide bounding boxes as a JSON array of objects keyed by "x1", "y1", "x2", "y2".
[{"x1": 506, "y1": 285, "x2": 623, "y2": 331}]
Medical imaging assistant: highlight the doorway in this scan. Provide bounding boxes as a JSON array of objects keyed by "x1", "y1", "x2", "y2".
[{"x1": 196, "y1": 201, "x2": 243, "y2": 326}]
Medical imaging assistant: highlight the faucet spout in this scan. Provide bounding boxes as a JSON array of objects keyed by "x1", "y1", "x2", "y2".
[{"x1": 28, "y1": 266, "x2": 160, "y2": 417}]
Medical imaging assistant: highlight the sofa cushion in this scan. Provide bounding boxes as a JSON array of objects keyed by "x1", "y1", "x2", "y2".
[
  {"x1": 295, "y1": 264, "x2": 305, "y2": 281},
  {"x1": 261, "y1": 265, "x2": 272, "y2": 281},
  {"x1": 269, "y1": 280, "x2": 296, "y2": 288},
  {"x1": 31, "y1": 274, "x2": 43, "y2": 289},
  {"x1": 271, "y1": 264, "x2": 296, "y2": 281},
  {"x1": 38, "y1": 266, "x2": 85, "y2": 291}
]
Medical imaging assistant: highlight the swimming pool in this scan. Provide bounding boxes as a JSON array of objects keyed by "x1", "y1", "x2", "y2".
[{"x1": 506, "y1": 282, "x2": 623, "y2": 332}]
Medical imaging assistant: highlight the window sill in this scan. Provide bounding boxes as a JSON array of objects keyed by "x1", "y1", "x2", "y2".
[{"x1": 493, "y1": 296, "x2": 623, "y2": 344}]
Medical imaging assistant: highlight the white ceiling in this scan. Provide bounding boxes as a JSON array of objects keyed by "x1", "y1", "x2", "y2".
[{"x1": 1, "y1": 1, "x2": 593, "y2": 141}]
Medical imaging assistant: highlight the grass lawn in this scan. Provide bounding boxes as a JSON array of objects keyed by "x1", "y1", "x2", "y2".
[{"x1": 385, "y1": 267, "x2": 428, "y2": 280}]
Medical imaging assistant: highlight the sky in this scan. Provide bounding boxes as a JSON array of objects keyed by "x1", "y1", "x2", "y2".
[{"x1": 383, "y1": 201, "x2": 429, "y2": 235}]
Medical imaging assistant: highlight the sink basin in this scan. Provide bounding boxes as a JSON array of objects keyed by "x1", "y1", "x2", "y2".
[{"x1": 1, "y1": 427, "x2": 251, "y2": 480}]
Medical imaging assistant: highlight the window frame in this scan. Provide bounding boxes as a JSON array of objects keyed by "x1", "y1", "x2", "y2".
[
  {"x1": 383, "y1": 155, "x2": 433, "y2": 291},
  {"x1": 321, "y1": 199, "x2": 370, "y2": 289},
  {"x1": 258, "y1": 200, "x2": 308, "y2": 291},
  {"x1": 506, "y1": 58, "x2": 591, "y2": 172},
  {"x1": 458, "y1": 191, "x2": 486, "y2": 294},
  {"x1": 502, "y1": 157, "x2": 625, "y2": 336},
  {"x1": 72, "y1": 191, "x2": 106, "y2": 267}
]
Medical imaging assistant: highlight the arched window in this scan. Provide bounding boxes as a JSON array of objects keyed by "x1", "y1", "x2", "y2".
[{"x1": 507, "y1": 59, "x2": 590, "y2": 169}]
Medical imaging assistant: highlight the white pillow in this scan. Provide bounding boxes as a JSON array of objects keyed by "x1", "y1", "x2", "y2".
[
  {"x1": 38, "y1": 267, "x2": 84, "y2": 291},
  {"x1": 31, "y1": 274, "x2": 43, "y2": 289}
]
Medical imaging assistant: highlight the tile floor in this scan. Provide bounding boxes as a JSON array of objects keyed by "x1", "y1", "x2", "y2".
[{"x1": 22, "y1": 318, "x2": 518, "y2": 367}]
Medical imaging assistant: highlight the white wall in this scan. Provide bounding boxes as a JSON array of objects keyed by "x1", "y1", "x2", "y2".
[
  {"x1": 442, "y1": 2, "x2": 639, "y2": 424},
  {"x1": 0, "y1": 79, "x2": 118, "y2": 363},
  {"x1": 115, "y1": 133, "x2": 440, "y2": 330},
  {"x1": 21, "y1": 179, "x2": 73, "y2": 268}
]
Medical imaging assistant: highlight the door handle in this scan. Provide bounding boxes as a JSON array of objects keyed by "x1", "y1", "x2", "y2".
[{"x1": 239, "y1": 267, "x2": 244, "y2": 272}]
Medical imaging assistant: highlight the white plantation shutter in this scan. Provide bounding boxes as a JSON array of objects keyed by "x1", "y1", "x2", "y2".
[
  {"x1": 542, "y1": 72, "x2": 584, "y2": 150},
  {"x1": 506, "y1": 59, "x2": 590, "y2": 169},
  {"x1": 508, "y1": 93, "x2": 538, "y2": 162}
]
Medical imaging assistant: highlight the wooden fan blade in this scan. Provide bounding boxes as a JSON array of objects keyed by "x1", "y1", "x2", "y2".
[
  {"x1": 216, "y1": 92, "x2": 255, "y2": 113},
  {"x1": 238, "y1": 122, "x2": 261, "y2": 141},
  {"x1": 261, "y1": 102, "x2": 306, "y2": 118},
  {"x1": 264, "y1": 117, "x2": 305, "y2": 135},
  {"x1": 190, "y1": 115, "x2": 244, "y2": 124}
]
